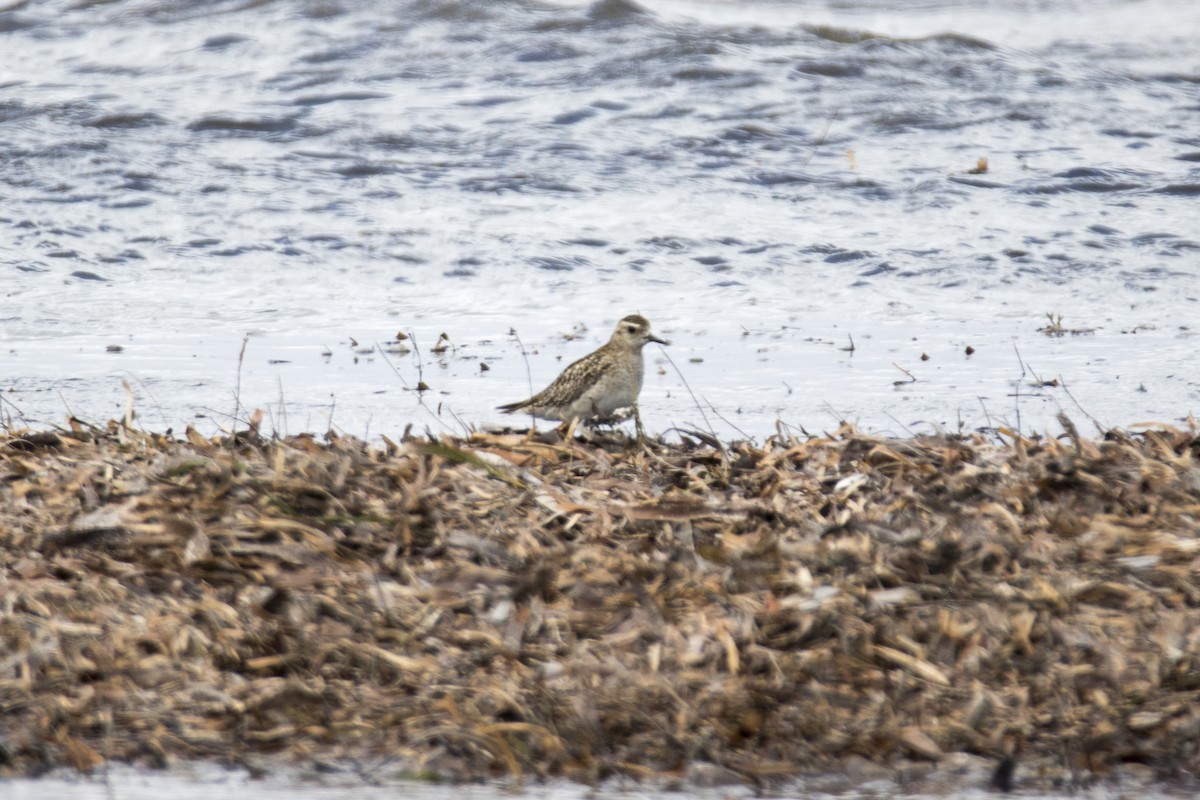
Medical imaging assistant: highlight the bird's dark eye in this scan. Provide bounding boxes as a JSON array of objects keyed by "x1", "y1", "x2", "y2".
[{"x1": 626, "y1": 326, "x2": 637, "y2": 333}]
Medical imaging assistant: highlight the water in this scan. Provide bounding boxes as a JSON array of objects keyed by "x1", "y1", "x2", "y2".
[
  {"x1": 2, "y1": 762, "x2": 1196, "y2": 800},
  {"x1": 2, "y1": 0, "x2": 1198, "y2": 443}
]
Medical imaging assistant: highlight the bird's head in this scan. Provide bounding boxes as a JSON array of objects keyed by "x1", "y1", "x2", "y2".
[{"x1": 612, "y1": 314, "x2": 670, "y2": 349}]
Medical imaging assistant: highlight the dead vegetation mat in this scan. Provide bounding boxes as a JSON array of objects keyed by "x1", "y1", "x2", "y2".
[{"x1": 3, "y1": 419, "x2": 1200, "y2": 788}]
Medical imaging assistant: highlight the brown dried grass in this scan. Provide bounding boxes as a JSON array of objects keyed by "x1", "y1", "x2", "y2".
[{"x1": 2, "y1": 418, "x2": 1200, "y2": 788}]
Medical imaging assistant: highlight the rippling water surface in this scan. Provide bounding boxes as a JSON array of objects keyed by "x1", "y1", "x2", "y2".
[{"x1": 3, "y1": 0, "x2": 1198, "y2": 440}]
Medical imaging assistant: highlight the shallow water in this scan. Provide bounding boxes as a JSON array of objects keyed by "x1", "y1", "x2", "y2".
[{"x1": 3, "y1": 0, "x2": 1198, "y2": 441}]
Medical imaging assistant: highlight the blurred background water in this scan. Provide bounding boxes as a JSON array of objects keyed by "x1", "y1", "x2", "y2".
[{"x1": 2, "y1": 0, "x2": 1198, "y2": 441}]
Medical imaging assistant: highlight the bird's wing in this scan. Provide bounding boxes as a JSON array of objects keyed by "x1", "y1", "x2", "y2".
[{"x1": 524, "y1": 348, "x2": 609, "y2": 408}]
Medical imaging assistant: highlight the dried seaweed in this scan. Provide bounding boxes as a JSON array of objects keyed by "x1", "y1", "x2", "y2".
[{"x1": 3, "y1": 419, "x2": 1200, "y2": 789}]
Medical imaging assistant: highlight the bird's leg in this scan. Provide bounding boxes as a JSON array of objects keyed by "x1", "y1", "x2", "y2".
[{"x1": 633, "y1": 399, "x2": 646, "y2": 447}]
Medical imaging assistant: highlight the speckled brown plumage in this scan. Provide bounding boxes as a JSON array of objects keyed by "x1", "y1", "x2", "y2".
[{"x1": 499, "y1": 314, "x2": 669, "y2": 424}]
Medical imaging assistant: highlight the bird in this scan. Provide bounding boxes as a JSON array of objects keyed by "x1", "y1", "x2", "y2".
[{"x1": 498, "y1": 314, "x2": 669, "y2": 435}]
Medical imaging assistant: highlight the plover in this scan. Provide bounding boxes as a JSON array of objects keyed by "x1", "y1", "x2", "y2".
[{"x1": 499, "y1": 314, "x2": 669, "y2": 435}]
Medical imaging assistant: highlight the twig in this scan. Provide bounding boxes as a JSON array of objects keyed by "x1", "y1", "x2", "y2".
[
  {"x1": 377, "y1": 340, "x2": 413, "y2": 392},
  {"x1": 375, "y1": 340, "x2": 456, "y2": 433},
  {"x1": 884, "y1": 410, "x2": 916, "y2": 438},
  {"x1": 773, "y1": 418, "x2": 810, "y2": 442},
  {"x1": 1059, "y1": 375, "x2": 1106, "y2": 435},
  {"x1": 233, "y1": 335, "x2": 249, "y2": 437},
  {"x1": 1013, "y1": 367, "x2": 1022, "y2": 435},
  {"x1": 820, "y1": 400, "x2": 849, "y2": 426},
  {"x1": 1008, "y1": 347, "x2": 1027, "y2": 434},
  {"x1": 263, "y1": 404, "x2": 278, "y2": 441},
  {"x1": 704, "y1": 396, "x2": 753, "y2": 443},
  {"x1": 195, "y1": 408, "x2": 228, "y2": 437},
  {"x1": 407, "y1": 329, "x2": 424, "y2": 386},
  {"x1": 1023, "y1": 358, "x2": 1049, "y2": 388},
  {"x1": 1, "y1": 393, "x2": 28, "y2": 431},
  {"x1": 277, "y1": 376, "x2": 288, "y2": 439},
  {"x1": 120, "y1": 371, "x2": 168, "y2": 432},
  {"x1": 509, "y1": 327, "x2": 537, "y2": 431},
  {"x1": 1013, "y1": 344, "x2": 1027, "y2": 379},
  {"x1": 892, "y1": 363, "x2": 917, "y2": 385},
  {"x1": 796, "y1": 108, "x2": 840, "y2": 172},
  {"x1": 978, "y1": 397, "x2": 996, "y2": 436},
  {"x1": 197, "y1": 405, "x2": 252, "y2": 432},
  {"x1": 659, "y1": 347, "x2": 717, "y2": 444},
  {"x1": 446, "y1": 405, "x2": 473, "y2": 438},
  {"x1": 58, "y1": 390, "x2": 77, "y2": 421}
]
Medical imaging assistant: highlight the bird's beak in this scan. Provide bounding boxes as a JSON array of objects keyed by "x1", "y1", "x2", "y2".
[{"x1": 647, "y1": 333, "x2": 670, "y2": 346}]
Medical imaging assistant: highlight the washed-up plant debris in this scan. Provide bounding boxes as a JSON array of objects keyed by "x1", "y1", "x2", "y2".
[{"x1": 2, "y1": 417, "x2": 1200, "y2": 792}]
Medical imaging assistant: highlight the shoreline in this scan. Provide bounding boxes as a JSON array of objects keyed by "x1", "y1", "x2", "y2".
[
  {"x1": 2, "y1": 418, "x2": 1200, "y2": 793},
  {"x1": 0, "y1": 756, "x2": 1190, "y2": 799}
]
